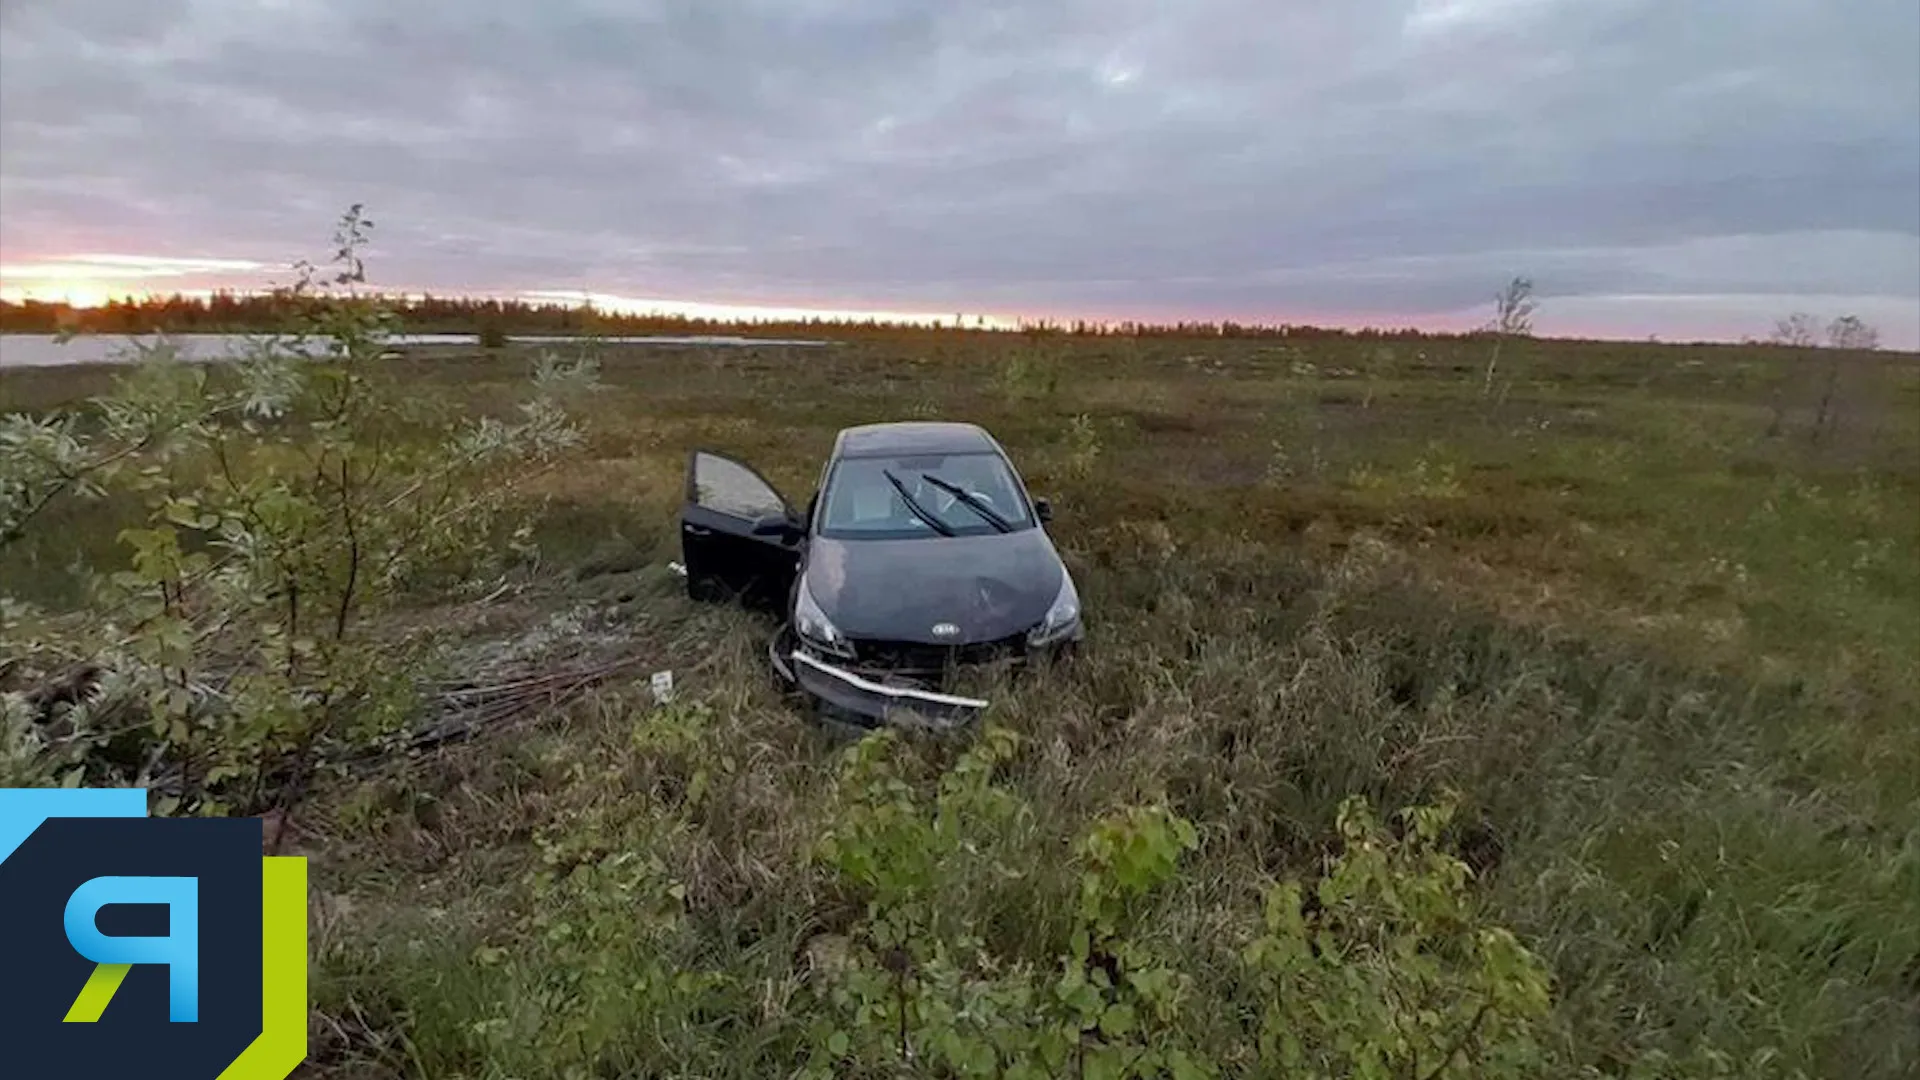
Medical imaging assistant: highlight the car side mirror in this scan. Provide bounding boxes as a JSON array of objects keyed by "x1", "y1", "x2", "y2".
[
  {"x1": 752, "y1": 514, "x2": 803, "y2": 541},
  {"x1": 1033, "y1": 497, "x2": 1053, "y2": 523}
]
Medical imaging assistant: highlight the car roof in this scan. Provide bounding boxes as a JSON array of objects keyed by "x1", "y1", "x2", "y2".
[{"x1": 832, "y1": 421, "x2": 1000, "y2": 459}]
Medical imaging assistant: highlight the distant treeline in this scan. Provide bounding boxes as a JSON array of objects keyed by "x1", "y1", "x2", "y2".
[
  {"x1": 2, "y1": 294, "x2": 739, "y2": 336},
  {"x1": 0, "y1": 292, "x2": 1480, "y2": 342}
]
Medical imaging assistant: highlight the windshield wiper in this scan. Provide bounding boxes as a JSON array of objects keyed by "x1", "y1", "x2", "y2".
[
  {"x1": 883, "y1": 469, "x2": 956, "y2": 536},
  {"x1": 918, "y1": 473, "x2": 1013, "y2": 533}
]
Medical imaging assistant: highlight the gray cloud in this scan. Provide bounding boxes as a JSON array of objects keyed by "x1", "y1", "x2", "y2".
[{"x1": 2, "y1": 0, "x2": 1916, "y2": 343}]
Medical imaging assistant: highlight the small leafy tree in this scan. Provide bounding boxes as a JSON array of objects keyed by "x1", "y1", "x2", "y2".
[
  {"x1": 1805, "y1": 316, "x2": 1878, "y2": 443},
  {"x1": 1761, "y1": 313, "x2": 1881, "y2": 442},
  {"x1": 1825, "y1": 315, "x2": 1879, "y2": 351},
  {"x1": 1764, "y1": 313, "x2": 1820, "y2": 436},
  {"x1": 1, "y1": 206, "x2": 599, "y2": 825},
  {"x1": 1769, "y1": 313, "x2": 1820, "y2": 348},
  {"x1": 1063, "y1": 413, "x2": 1102, "y2": 480},
  {"x1": 1481, "y1": 277, "x2": 1536, "y2": 400}
]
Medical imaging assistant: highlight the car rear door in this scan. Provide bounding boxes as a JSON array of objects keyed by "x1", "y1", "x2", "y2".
[{"x1": 681, "y1": 450, "x2": 801, "y2": 608}]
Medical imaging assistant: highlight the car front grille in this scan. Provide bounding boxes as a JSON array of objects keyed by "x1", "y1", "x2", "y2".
[{"x1": 847, "y1": 632, "x2": 1029, "y2": 677}]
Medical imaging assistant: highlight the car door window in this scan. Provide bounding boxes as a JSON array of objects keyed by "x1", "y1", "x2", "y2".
[{"x1": 691, "y1": 451, "x2": 788, "y2": 521}]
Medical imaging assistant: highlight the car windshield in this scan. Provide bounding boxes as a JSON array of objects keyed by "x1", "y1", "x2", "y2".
[{"x1": 818, "y1": 451, "x2": 1035, "y2": 539}]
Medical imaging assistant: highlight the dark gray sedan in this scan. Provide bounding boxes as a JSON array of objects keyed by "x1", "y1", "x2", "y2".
[{"x1": 680, "y1": 421, "x2": 1082, "y2": 728}]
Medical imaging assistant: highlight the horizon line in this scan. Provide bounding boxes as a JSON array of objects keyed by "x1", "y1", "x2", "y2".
[{"x1": 2, "y1": 284, "x2": 1913, "y2": 351}]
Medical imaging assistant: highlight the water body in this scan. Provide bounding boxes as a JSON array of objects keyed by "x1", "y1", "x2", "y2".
[{"x1": 0, "y1": 332, "x2": 830, "y2": 369}]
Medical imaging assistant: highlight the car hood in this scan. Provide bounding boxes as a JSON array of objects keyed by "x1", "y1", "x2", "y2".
[{"x1": 805, "y1": 529, "x2": 1065, "y2": 644}]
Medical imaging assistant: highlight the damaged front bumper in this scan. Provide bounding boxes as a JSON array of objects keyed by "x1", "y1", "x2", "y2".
[{"x1": 770, "y1": 627, "x2": 1054, "y2": 730}]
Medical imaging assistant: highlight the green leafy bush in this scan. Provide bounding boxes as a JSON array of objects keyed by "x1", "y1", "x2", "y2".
[
  {"x1": 802, "y1": 727, "x2": 1550, "y2": 1078},
  {"x1": 1243, "y1": 795, "x2": 1552, "y2": 1078}
]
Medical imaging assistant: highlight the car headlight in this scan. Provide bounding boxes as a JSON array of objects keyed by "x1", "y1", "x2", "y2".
[
  {"x1": 794, "y1": 578, "x2": 854, "y2": 658},
  {"x1": 1028, "y1": 570, "x2": 1082, "y2": 647}
]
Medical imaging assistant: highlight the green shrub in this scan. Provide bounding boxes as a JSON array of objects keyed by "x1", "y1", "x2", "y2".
[
  {"x1": 801, "y1": 727, "x2": 1550, "y2": 1078},
  {"x1": 1244, "y1": 795, "x2": 1552, "y2": 1078}
]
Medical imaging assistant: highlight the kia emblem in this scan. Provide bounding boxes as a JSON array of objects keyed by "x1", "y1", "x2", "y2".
[{"x1": 931, "y1": 622, "x2": 960, "y2": 638}]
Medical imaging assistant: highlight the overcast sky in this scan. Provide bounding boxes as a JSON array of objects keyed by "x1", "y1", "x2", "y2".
[{"x1": 2, "y1": 0, "x2": 1917, "y2": 344}]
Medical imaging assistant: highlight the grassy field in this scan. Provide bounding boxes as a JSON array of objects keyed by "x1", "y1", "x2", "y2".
[{"x1": 4, "y1": 330, "x2": 1918, "y2": 1077}]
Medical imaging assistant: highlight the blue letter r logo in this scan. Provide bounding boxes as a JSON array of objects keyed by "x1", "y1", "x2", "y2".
[{"x1": 63, "y1": 876, "x2": 200, "y2": 1022}]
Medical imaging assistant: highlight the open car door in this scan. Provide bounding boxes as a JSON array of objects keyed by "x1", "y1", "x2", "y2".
[{"x1": 682, "y1": 450, "x2": 801, "y2": 609}]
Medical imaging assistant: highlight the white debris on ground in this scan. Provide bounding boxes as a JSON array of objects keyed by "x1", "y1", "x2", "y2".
[
  {"x1": 451, "y1": 603, "x2": 639, "y2": 681},
  {"x1": 445, "y1": 562, "x2": 685, "y2": 681}
]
